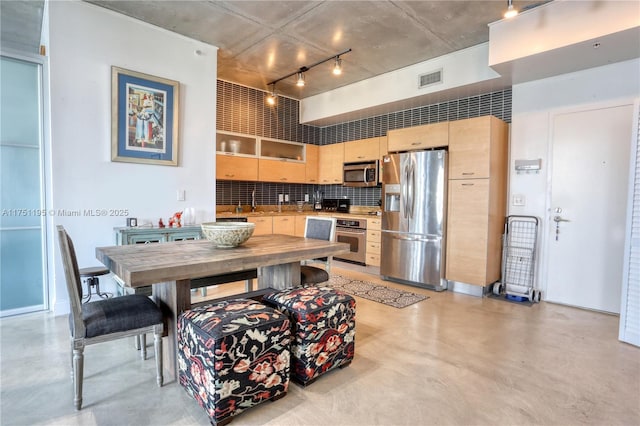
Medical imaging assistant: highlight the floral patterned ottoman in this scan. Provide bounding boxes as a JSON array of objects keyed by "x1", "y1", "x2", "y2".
[
  {"x1": 263, "y1": 286, "x2": 356, "y2": 386},
  {"x1": 177, "y1": 299, "x2": 291, "y2": 426}
]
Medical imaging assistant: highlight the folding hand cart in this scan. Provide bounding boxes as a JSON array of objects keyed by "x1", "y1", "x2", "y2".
[{"x1": 493, "y1": 215, "x2": 541, "y2": 303}]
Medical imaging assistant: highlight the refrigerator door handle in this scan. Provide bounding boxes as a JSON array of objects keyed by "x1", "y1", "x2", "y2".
[
  {"x1": 402, "y1": 165, "x2": 409, "y2": 219},
  {"x1": 389, "y1": 233, "x2": 441, "y2": 243},
  {"x1": 409, "y1": 162, "x2": 416, "y2": 218}
]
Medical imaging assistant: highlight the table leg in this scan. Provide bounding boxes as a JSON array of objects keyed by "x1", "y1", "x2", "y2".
[
  {"x1": 152, "y1": 279, "x2": 191, "y2": 381},
  {"x1": 257, "y1": 262, "x2": 301, "y2": 290}
]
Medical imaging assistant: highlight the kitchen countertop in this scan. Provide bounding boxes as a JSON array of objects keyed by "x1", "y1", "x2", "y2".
[{"x1": 216, "y1": 205, "x2": 381, "y2": 220}]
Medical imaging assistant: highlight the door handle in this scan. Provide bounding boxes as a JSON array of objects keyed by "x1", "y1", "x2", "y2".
[{"x1": 553, "y1": 215, "x2": 570, "y2": 223}]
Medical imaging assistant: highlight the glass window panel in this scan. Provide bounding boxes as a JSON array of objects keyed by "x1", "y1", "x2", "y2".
[
  {"x1": 0, "y1": 57, "x2": 40, "y2": 146},
  {"x1": 0, "y1": 229, "x2": 44, "y2": 311},
  {"x1": 0, "y1": 145, "x2": 42, "y2": 228}
]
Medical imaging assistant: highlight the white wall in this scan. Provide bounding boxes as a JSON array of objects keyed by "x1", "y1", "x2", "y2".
[
  {"x1": 48, "y1": 1, "x2": 218, "y2": 314},
  {"x1": 508, "y1": 58, "x2": 640, "y2": 293},
  {"x1": 300, "y1": 43, "x2": 502, "y2": 124}
]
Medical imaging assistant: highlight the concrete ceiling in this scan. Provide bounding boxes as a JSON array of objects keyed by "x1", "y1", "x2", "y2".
[{"x1": 0, "y1": 0, "x2": 546, "y2": 100}]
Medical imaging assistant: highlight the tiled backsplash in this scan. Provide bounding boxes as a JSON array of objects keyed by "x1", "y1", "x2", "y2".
[
  {"x1": 216, "y1": 80, "x2": 511, "y2": 207},
  {"x1": 216, "y1": 181, "x2": 381, "y2": 207}
]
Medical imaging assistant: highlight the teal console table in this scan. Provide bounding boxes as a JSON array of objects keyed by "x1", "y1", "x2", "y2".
[{"x1": 113, "y1": 226, "x2": 202, "y2": 296}]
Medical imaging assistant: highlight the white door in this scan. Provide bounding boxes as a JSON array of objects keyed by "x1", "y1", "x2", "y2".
[{"x1": 546, "y1": 104, "x2": 633, "y2": 313}]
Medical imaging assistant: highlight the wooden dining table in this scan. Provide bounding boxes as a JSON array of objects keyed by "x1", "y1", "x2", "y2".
[{"x1": 95, "y1": 233, "x2": 349, "y2": 380}]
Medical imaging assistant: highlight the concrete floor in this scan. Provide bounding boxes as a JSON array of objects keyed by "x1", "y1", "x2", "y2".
[{"x1": 1, "y1": 264, "x2": 639, "y2": 426}]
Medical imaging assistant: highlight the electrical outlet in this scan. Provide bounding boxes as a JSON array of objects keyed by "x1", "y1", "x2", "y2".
[
  {"x1": 177, "y1": 189, "x2": 185, "y2": 201},
  {"x1": 304, "y1": 193, "x2": 309, "y2": 202},
  {"x1": 284, "y1": 194, "x2": 289, "y2": 202},
  {"x1": 278, "y1": 193, "x2": 284, "y2": 203}
]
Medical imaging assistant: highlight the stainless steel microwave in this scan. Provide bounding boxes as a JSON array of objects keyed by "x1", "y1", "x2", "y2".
[{"x1": 343, "y1": 160, "x2": 379, "y2": 187}]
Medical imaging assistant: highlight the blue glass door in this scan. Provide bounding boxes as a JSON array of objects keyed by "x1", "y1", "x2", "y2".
[{"x1": 0, "y1": 55, "x2": 47, "y2": 316}]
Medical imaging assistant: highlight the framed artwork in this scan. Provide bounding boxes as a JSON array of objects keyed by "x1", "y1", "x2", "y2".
[{"x1": 111, "y1": 66, "x2": 179, "y2": 166}]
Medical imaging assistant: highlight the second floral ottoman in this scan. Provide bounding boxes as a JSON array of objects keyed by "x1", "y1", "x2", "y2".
[{"x1": 263, "y1": 286, "x2": 356, "y2": 386}]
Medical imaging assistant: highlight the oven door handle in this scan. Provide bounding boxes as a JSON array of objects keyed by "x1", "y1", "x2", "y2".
[{"x1": 336, "y1": 228, "x2": 366, "y2": 235}]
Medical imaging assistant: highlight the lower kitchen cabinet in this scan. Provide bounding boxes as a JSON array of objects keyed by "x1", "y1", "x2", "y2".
[
  {"x1": 294, "y1": 215, "x2": 308, "y2": 237},
  {"x1": 272, "y1": 215, "x2": 296, "y2": 235},
  {"x1": 366, "y1": 217, "x2": 381, "y2": 266},
  {"x1": 445, "y1": 179, "x2": 503, "y2": 285},
  {"x1": 248, "y1": 216, "x2": 273, "y2": 235}
]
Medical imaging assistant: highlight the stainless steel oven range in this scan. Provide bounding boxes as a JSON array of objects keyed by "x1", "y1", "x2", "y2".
[{"x1": 334, "y1": 218, "x2": 367, "y2": 265}]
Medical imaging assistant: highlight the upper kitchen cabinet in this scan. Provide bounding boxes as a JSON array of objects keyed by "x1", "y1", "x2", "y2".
[
  {"x1": 216, "y1": 132, "x2": 258, "y2": 181},
  {"x1": 305, "y1": 144, "x2": 319, "y2": 184},
  {"x1": 387, "y1": 122, "x2": 449, "y2": 152},
  {"x1": 318, "y1": 143, "x2": 344, "y2": 184},
  {"x1": 258, "y1": 138, "x2": 306, "y2": 183},
  {"x1": 379, "y1": 136, "x2": 388, "y2": 184},
  {"x1": 344, "y1": 137, "x2": 380, "y2": 162},
  {"x1": 448, "y1": 116, "x2": 508, "y2": 179}
]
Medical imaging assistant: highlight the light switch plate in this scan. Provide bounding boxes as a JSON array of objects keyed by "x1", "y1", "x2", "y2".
[
  {"x1": 512, "y1": 194, "x2": 525, "y2": 206},
  {"x1": 177, "y1": 189, "x2": 185, "y2": 201}
]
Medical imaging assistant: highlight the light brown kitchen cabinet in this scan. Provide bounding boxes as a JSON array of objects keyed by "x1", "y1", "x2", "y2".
[
  {"x1": 294, "y1": 215, "x2": 308, "y2": 237},
  {"x1": 344, "y1": 137, "x2": 380, "y2": 162},
  {"x1": 387, "y1": 122, "x2": 449, "y2": 152},
  {"x1": 248, "y1": 216, "x2": 272, "y2": 236},
  {"x1": 366, "y1": 217, "x2": 382, "y2": 267},
  {"x1": 379, "y1": 136, "x2": 388, "y2": 184},
  {"x1": 272, "y1": 215, "x2": 296, "y2": 236},
  {"x1": 216, "y1": 155, "x2": 258, "y2": 181},
  {"x1": 305, "y1": 144, "x2": 319, "y2": 184},
  {"x1": 448, "y1": 116, "x2": 507, "y2": 179},
  {"x1": 318, "y1": 143, "x2": 344, "y2": 184},
  {"x1": 445, "y1": 115, "x2": 508, "y2": 286},
  {"x1": 258, "y1": 159, "x2": 306, "y2": 183}
]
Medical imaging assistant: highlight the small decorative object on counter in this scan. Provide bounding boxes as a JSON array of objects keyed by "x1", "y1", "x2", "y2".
[
  {"x1": 158, "y1": 218, "x2": 165, "y2": 228},
  {"x1": 168, "y1": 211, "x2": 182, "y2": 228},
  {"x1": 236, "y1": 201, "x2": 242, "y2": 214},
  {"x1": 126, "y1": 217, "x2": 137, "y2": 227}
]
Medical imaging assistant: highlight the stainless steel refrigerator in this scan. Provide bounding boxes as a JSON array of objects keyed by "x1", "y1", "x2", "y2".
[{"x1": 380, "y1": 150, "x2": 448, "y2": 291}]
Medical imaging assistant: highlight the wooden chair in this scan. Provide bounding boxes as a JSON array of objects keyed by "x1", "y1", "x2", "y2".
[
  {"x1": 57, "y1": 226, "x2": 164, "y2": 410},
  {"x1": 300, "y1": 216, "x2": 337, "y2": 284}
]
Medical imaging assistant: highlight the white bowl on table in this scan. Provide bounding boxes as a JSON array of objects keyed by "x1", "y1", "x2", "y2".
[{"x1": 201, "y1": 222, "x2": 255, "y2": 248}]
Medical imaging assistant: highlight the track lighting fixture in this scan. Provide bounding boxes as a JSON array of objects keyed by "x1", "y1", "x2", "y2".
[
  {"x1": 265, "y1": 48, "x2": 352, "y2": 103},
  {"x1": 504, "y1": 0, "x2": 518, "y2": 18}
]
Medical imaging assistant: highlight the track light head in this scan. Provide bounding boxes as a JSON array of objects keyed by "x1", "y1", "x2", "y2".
[
  {"x1": 333, "y1": 57, "x2": 343, "y2": 75},
  {"x1": 504, "y1": 0, "x2": 518, "y2": 18},
  {"x1": 296, "y1": 72, "x2": 305, "y2": 87},
  {"x1": 266, "y1": 84, "x2": 277, "y2": 106}
]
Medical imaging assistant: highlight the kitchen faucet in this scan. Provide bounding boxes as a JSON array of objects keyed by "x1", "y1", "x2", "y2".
[{"x1": 251, "y1": 189, "x2": 256, "y2": 212}]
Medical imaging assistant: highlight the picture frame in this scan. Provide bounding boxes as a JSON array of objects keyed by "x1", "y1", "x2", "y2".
[{"x1": 111, "y1": 66, "x2": 179, "y2": 166}]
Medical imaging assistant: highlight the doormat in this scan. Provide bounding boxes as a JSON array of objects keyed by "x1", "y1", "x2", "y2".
[{"x1": 325, "y1": 275, "x2": 428, "y2": 308}]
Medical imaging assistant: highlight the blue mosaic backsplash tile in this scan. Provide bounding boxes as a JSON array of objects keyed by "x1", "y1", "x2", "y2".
[{"x1": 216, "y1": 80, "x2": 511, "y2": 207}]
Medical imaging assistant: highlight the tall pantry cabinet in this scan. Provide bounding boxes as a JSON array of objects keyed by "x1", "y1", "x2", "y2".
[{"x1": 445, "y1": 116, "x2": 509, "y2": 286}]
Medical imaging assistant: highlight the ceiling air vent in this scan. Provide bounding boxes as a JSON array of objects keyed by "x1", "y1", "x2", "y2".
[{"x1": 418, "y1": 69, "x2": 443, "y2": 89}]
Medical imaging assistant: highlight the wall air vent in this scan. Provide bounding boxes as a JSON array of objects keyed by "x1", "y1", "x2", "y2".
[{"x1": 418, "y1": 69, "x2": 443, "y2": 89}]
